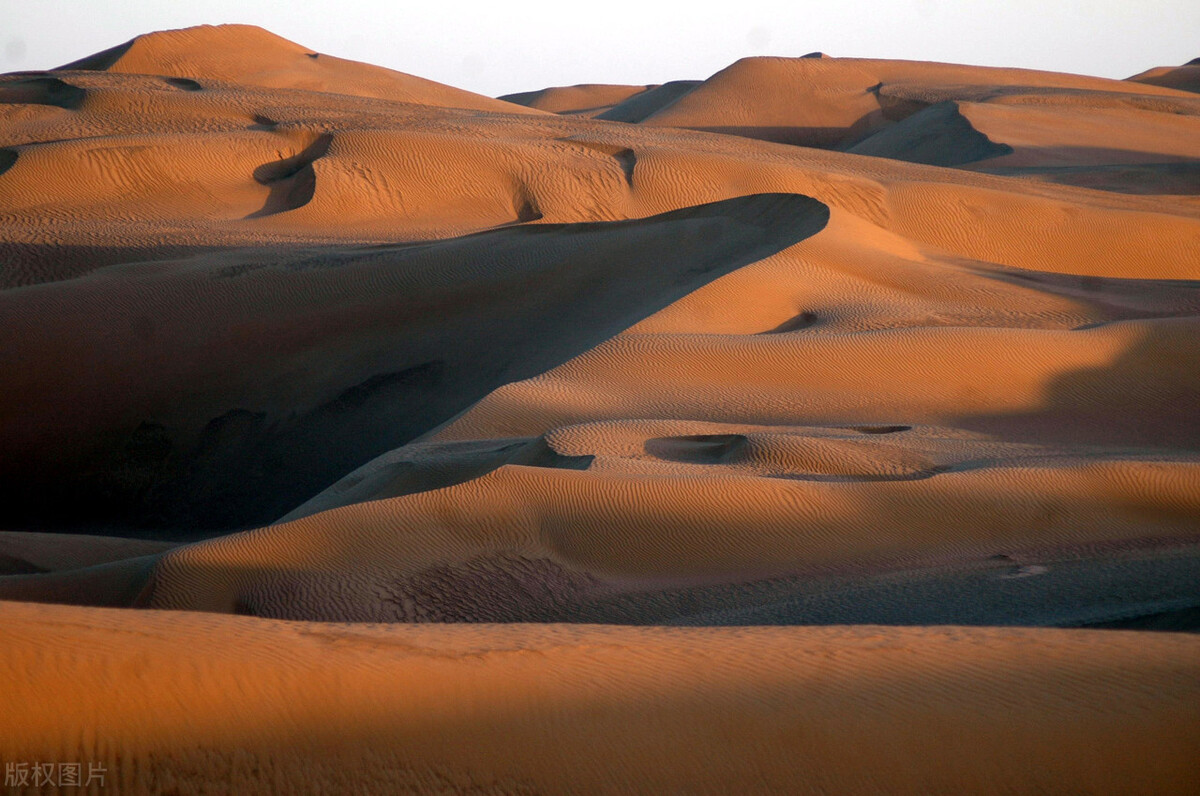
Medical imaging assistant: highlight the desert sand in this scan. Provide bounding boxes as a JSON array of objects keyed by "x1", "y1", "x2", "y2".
[{"x1": 0, "y1": 24, "x2": 1198, "y2": 794}]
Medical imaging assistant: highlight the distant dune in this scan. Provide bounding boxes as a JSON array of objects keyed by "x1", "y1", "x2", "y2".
[
  {"x1": 56, "y1": 24, "x2": 539, "y2": 113},
  {"x1": 1128, "y1": 58, "x2": 1200, "y2": 95},
  {"x1": 1, "y1": 24, "x2": 1198, "y2": 794},
  {"x1": 520, "y1": 55, "x2": 1200, "y2": 192},
  {"x1": 500, "y1": 83, "x2": 655, "y2": 116}
]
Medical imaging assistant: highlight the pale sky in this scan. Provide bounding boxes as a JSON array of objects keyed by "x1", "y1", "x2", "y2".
[{"x1": 4, "y1": 0, "x2": 1198, "y2": 98}]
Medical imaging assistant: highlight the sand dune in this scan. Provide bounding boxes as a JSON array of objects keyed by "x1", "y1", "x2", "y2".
[
  {"x1": 500, "y1": 83, "x2": 654, "y2": 116},
  {"x1": 849, "y1": 98, "x2": 1200, "y2": 193},
  {"x1": 56, "y1": 24, "x2": 537, "y2": 113},
  {"x1": 633, "y1": 56, "x2": 1192, "y2": 145},
  {"x1": 0, "y1": 531, "x2": 173, "y2": 574},
  {"x1": 1129, "y1": 59, "x2": 1200, "y2": 94},
  {"x1": 133, "y1": 442, "x2": 1200, "y2": 621},
  {"x1": 0, "y1": 194, "x2": 827, "y2": 531},
  {"x1": 513, "y1": 55, "x2": 1200, "y2": 192},
  {"x1": 1, "y1": 24, "x2": 1198, "y2": 793},
  {"x1": 2, "y1": 601, "x2": 1198, "y2": 794}
]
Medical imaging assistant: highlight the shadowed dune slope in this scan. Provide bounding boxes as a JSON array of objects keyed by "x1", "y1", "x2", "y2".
[
  {"x1": 502, "y1": 80, "x2": 706, "y2": 123},
  {"x1": 848, "y1": 100, "x2": 1016, "y2": 166},
  {"x1": 1129, "y1": 61, "x2": 1200, "y2": 94},
  {"x1": 0, "y1": 194, "x2": 828, "y2": 532},
  {"x1": 499, "y1": 83, "x2": 653, "y2": 116},
  {"x1": 596, "y1": 80, "x2": 705, "y2": 123},
  {"x1": 848, "y1": 98, "x2": 1200, "y2": 193},
  {"x1": 496, "y1": 55, "x2": 1200, "y2": 193},
  {"x1": 2, "y1": 602, "x2": 1199, "y2": 794},
  {"x1": 600, "y1": 56, "x2": 1200, "y2": 192},
  {"x1": 0, "y1": 531, "x2": 174, "y2": 575},
  {"x1": 637, "y1": 56, "x2": 1195, "y2": 144}
]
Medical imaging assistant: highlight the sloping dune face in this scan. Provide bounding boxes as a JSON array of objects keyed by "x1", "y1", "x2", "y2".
[
  {"x1": 56, "y1": 24, "x2": 539, "y2": 113},
  {"x1": 525, "y1": 56, "x2": 1200, "y2": 193},
  {"x1": 500, "y1": 83, "x2": 655, "y2": 116},
  {"x1": 0, "y1": 193, "x2": 828, "y2": 530},
  {"x1": 2, "y1": 602, "x2": 1199, "y2": 794},
  {"x1": 1, "y1": 26, "x2": 1199, "y2": 793},
  {"x1": 1128, "y1": 59, "x2": 1200, "y2": 95}
]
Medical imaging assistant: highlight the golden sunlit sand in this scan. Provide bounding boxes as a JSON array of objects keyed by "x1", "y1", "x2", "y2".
[{"x1": 0, "y1": 23, "x2": 1198, "y2": 794}]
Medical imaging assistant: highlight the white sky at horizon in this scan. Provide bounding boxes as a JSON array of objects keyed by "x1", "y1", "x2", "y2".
[{"x1": 4, "y1": 0, "x2": 1198, "y2": 98}]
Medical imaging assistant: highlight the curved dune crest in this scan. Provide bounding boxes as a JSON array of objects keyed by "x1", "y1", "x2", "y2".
[
  {"x1": 0, "y1": 194, "x2": 829, "y2": 531},
  {"x1": 55, "y1": 24, "x2": 540, "y2": 113}
]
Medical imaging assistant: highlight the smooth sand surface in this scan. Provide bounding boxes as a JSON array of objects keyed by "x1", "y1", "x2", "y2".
[
  {"x1": 2, "y1": 601, "x2": 1199, "y2": 794},
  {"x1": 1, "y1": 24, "x2": 1198, "y2": 793}
]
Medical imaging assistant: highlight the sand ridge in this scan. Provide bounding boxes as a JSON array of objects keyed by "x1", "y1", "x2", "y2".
[
  {"x1": 520, "y1": 55, "x2": 1200, "y2": 192},
  {"x1": 56, "y1": 24, "x2": 542, "y2": 113}
]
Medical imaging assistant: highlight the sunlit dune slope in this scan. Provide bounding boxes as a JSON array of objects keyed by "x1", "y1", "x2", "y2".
[
  {"x1": 2, "y1": 601, "x2": 1198, "y2": 794},
  {"x1": 55, "y1": 24, "x2": 538, "y2": 113},
  {"x1": 514, "y1": 55, "x2": 1200, "y2": 192}
]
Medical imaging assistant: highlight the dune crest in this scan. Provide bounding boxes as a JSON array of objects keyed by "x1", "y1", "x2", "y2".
[
  {"x1": 56, "y1": 24, "x2": 540, "y2": 112},
  {"x1": 516, "y1": 54, "x2": 1200, "y2": 192}
]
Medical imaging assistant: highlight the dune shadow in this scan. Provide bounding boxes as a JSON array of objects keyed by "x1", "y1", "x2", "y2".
[
  {"x1": 760, "y1": 310, "x2": 818, "y2": 333},
  {"x1": 955, "y1": 318, "x2": 1200, "y2": 450},
  {"x1": 847, "y1": 101, "x2": 1014, "y2": 166},
  {"x1": 248, "y1": 133, "x2": 333, "y2": 217},
  {"x1": 972, "y1": 155, "x2": 1200, "y2": 195},
  {"x1": 682, "y1": 124, "x2": 866, "y2": 149},
  {"x1": 0, "y1": 148, "x2": 16, "y2": 177},
  {"x1": 0, "y1": 241, "x2": 239, "y2": 288},
  {"x1": 596, "y1": 80, "x2": 703, "y2": 123},
  {"x1": 645, "y1": 434, "x2": 748, "y2": 464},
  {"x1": 163, "y1": 76, "x2": 203, "y2": 92},
  {"x1": 0, "y1": 193, "x2": 829, "y2": 536},
  {"x1": 55, "y1": 39, "x2": 135, "y2": 71},
  {"x1": 0, "y1": 75, "x2": 86, "y2": 110}
]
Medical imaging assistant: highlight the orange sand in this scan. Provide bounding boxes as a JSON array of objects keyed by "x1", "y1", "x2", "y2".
[
  {"x1": 1, "y1": 24, "x2": 1198, "y2": 793},
  {"x1": 3, "y1": 601, "x2": 1199, "y2": 794}
]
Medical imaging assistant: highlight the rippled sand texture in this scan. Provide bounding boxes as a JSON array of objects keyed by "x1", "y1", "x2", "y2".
[
  {"x1": 1, "y1": 24, "x2": 1198, "y2": 794},
  {"x1": 4, "y1": 602, "x2": 1200, "y2": 794}
]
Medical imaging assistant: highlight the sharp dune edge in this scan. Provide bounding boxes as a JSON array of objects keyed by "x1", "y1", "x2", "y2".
[{"x1": 1, "y1": 24, "x2": 1198, "y2": 794}]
